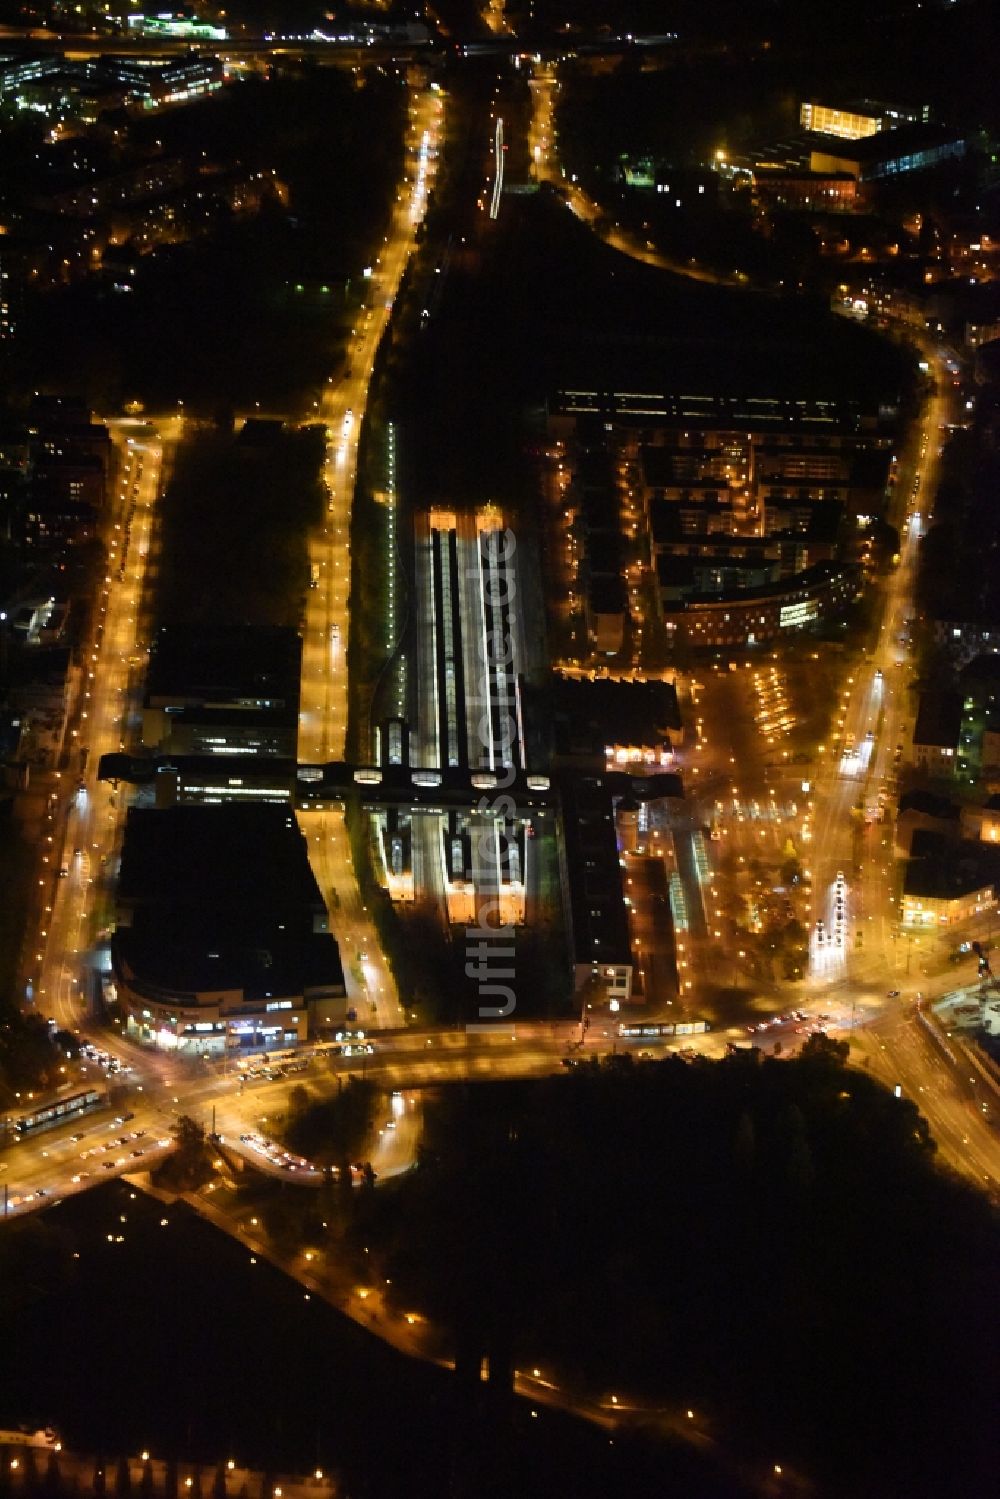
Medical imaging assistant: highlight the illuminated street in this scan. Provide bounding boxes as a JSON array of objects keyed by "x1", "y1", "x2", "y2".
[
  {"x1": 30, "y1": 419, "x2": 178, "y2": 1036},
  {"x1": 297, "y1": 85, "x2": 443, "y2": 1030},
  {"x1": 3, "y1": 13, "x2": 1000, "y2": 1495}
]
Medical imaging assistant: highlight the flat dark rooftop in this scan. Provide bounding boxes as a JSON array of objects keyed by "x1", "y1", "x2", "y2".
[
  {"x1": 237, "y1": 418, "x2": 286, "y2": 445},
  {"x1": 115, "y1": 927, "x2": 343, "y2": 1001},
  {"x1": 961, "y1": 653, "x2": 1000, "y2": 691},
  {"x1": 579, "y1": 488, "x2": 620, "y2": 534},
  {"x1": 650, "y1": 500, "x2": 729, "y2": 544},
  {"x1": 657, "y1": 554, "x2": 778, "y2": 590},
  {"x1": 805, "y1": 124, "x2": 964, "y2": 161},
  {"x1": 913, "y1": 690, "x2": 962, "y2": 750},
  {"x1": 587, "y1": 532, "x2": 623, "y2": 576},
  {"x1": 641, "y1": 447, "x2": 732, "y2": 489},
  {"x1": 573, "y1": 447, "x2": 616, "y2": 489},
  {"x1": 753, "y1": 167, "x2": 856, "y2": 183},
  {"x1": 849, "y1": 449, "x2": 893, "y2": 488},
  {"x1": 904, "y1": 831, "x2": 1000, "y2": 900},
  {"x1": 145, "y1": 624, "x2": 301, "y2": 711},
  {"x1": 551, "y1": 675, "x2": 682, "y2": 736},
  {"x1": 898, "y1": 790, "x2": 958, "y2": 819},
  {"x1": 544, "y1": 678, "x2": 682, "y2": 760},
  {"x1": 588, "y1": 574, "x2": 626, "y2": 613},
  {"x1": 560, "y1": 774, "x2": 631, "y2": 966},
  {"x1": 117, "y1": 803, "x2": 324, "y2": 913}
]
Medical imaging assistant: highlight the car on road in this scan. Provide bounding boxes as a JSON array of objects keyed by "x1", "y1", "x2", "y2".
[
  {"x1": 886, "y1": 989, "x2": 900, "y2": 998},
  {"x1": 58, "y1": 865, "x2": 68, "y2": 877}
]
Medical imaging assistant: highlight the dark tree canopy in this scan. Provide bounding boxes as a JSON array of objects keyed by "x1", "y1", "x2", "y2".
[{"x1": 350, "y1": 1051, "x2": 998, "y2": 1496}]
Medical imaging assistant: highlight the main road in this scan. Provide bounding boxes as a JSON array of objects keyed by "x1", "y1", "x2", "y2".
[
  {"x1": 806, "y1": 354, "x2": 951, "y2": 998},
  {"x1": 852, "y1": 1001, "x2": 1000, "y2": 1194},
  {"x1": 31, "y1": 418, "x2": 180, "y2": 1036},
  {"x1": 297, "y1": 85, "x2": 443, "y2": 1031},
  {"x1": 2, "y1": 1016, "x2": 736, "y2": 1215},
  {"x1": 9, "y1": 994, "x2": 1000, "y2": 1218}
]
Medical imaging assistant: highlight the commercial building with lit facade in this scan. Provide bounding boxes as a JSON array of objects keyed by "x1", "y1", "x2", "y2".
[
  {"x1": 901, "y1": 878, "x2": 994, "y2": 929},
  {"x1": 112, "y1": 804, "x2": 345, "y2": 1052},
  {"x1": 902, "y1": 854, "x2": 995, "y2": 930},
  {"x1": 901, "y1": 827, "x2": 1000, "y2": 929}
]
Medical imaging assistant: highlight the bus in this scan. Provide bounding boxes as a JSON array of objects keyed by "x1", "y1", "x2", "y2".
[{"x1": 14, "y1": 1089, "x2": 103, "y2": 1135}]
